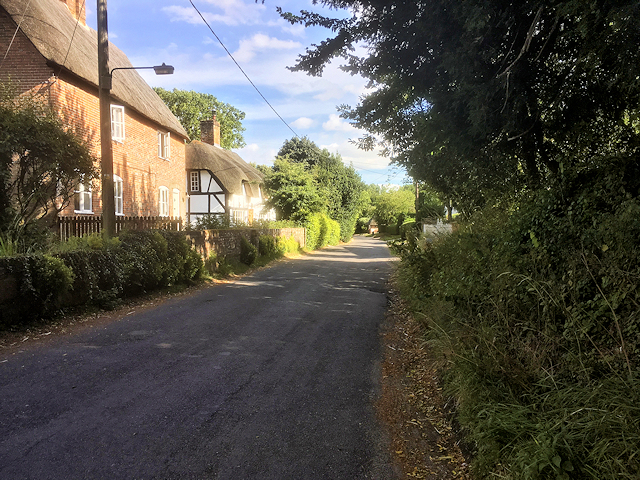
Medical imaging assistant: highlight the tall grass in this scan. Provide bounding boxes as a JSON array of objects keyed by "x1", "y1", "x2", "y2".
[{"x1": 394, "y1": 164, "x2": 640, "y2": 479}]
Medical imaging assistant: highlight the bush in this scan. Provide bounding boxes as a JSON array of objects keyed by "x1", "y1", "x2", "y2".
[
  {"x1": 396, "y1": 158, "x2": 640, "y2": 479},
  {"x1": 258, "y1": 235, "x2": 278, "y2": 257},
  {"x1": 0, "y1": 254, "x2": 74, "y2": 325},
  {"x1": 305, "y1": 212, "x2": 341, "y2": 250},
  {"x1": 240, "y1": 235, "x2": 258, "y2": 265},
  {"x1": 277, "y1": 235, "x2": 300, "y2": 254},
  {"x1": 56, "y1": 249, "x2": 124, "y2": 309},
  {"x1": 157, "y1": 230, "x2": 203, "y2": 285}
]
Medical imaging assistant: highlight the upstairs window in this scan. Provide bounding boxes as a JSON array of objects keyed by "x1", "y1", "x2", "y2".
[
  {"x1": 158, "y1": 186, "x2": 169, "y2": 217},
  {"x1": 74, "y1": 183, "x2": 92, "y2": 213},
  {"x1": 190, "y1": 171, "x2": 200, "y2": 192},
  {"x1": 111, "y1": 105, "x2": 125, "y2": 142},
  {"x1": 158, "y1": 131, "x2": 170, "y2": 159}
]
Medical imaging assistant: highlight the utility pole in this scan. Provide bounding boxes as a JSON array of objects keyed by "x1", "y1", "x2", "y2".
[{"x1": 97, "y1": 0, "x2": 115, "y2": 238}]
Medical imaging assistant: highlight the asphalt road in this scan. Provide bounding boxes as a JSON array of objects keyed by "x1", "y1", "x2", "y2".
[{"x1": 0, "y1": 236, "x2": 398, "y2": 479}]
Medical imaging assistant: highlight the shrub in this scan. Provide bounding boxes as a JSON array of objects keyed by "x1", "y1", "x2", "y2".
[
  {"x1": 396, "y1": 157, "x2": 640, "y2": 479},
  {"x1": 305, "y1": 212, "x2": 341, "y2": 250},
  {"x1": 258, "y1": 235, "x2": 278, "y2": 257},
  {"x1": 0, "y1": 254, "x2": 74, "y2": 325},
  {"x1": 56, "y1": 249, "x2": 124, "y2": 309},
  {"x1": 240, "y1": 235, "x2": 258, "y2": 265},
  {"x1": 157, "y1": 230, "x2": 203, "y2": 285},
  {"x1": 277, "y1": 235, "x2": 300, "y2": 254},
  {"x1": 116, "y1": 230, "x2": 168, "y2": 295}
]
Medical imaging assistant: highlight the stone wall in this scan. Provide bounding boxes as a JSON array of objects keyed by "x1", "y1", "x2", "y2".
[{"x1": 183, "y1": 227, "x2": 306, "y2": 261}]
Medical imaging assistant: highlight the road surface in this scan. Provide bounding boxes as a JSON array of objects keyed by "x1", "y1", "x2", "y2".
[{"x1": 0, "y1": 236, "x2": 397, "y2": 479}]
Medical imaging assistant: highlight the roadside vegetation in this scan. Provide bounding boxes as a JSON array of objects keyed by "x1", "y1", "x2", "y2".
[{"x1": 284, "y1": 0, "x2": 640, "y2": 478}]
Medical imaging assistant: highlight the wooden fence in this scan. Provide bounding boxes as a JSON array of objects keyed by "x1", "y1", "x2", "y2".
[{"x1": 57, "y1": 215, "x2": 183, "y2": 241}]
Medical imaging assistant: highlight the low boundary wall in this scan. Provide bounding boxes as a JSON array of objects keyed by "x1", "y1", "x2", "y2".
[{"x1": 183, "y1": 227, "x2": 306, "y2": 261}]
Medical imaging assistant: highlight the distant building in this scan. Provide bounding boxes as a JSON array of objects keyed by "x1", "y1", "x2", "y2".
[{"x1": 186, "y1": 116, "x2": 274, "y2": 226}]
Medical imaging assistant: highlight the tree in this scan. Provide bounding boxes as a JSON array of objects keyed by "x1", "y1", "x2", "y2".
[
  {"x1": 0, "y1": 86, "x2": 96, "y2": 237},
  {"x1": 263, "y1": 157, "x2": 320, "y2": 222},
  {"x1": 276, "y1": 137, "x2": 365, "y2": 241},
  {"x1": 372, "y1": 185, "x2": 415, "y2": 227},
  {"x1": 154, "y1": 88, "x2": 246, "y2": 148},
  {"x1": 280, "y1": 1, "x2": 640, "y2": 209},
  {"x1": 277, "y1": 136, "x2": 322, "y2": 166}
]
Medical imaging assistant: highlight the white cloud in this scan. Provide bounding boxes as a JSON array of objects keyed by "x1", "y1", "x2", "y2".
[
  {"x1": 233, "y1": 34, "x2": 302, "y2": 63},
  {"x1": 322, "y1": 114, "x2": 355, "y2": 132},
  {"x1": 291, "y1": 117, "x2": 314, "y2": 129},
  {"x1": 164, "y1": 0, "x2": 266, "y2": 27}
]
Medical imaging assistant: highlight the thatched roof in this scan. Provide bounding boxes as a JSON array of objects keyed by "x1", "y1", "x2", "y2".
[
  {"x1": 186, "y1": 141, "x2": 263, "y2": 196},
  {"x1": 0, "y1": 0, "x2": 188, "y2": 138}
]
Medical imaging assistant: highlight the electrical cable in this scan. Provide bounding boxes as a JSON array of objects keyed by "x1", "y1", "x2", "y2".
[
  {"x1": 189, "y1": 0, "x2": 299, "y2": 139},
  {"x1": 0, "y1": 0, "x2": 34, "y2": 69}
]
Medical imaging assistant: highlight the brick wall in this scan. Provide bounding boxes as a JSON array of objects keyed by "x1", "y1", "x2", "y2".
[
  {"x1": 185, "y1": 227, "x2": 306, "y2": 261},
  {"x1": 0, "y1": 9, "x2": 53, "y2": 92},
  {"x1": 50, "y1": 73, "x2": 187, "y2": 219},
  {"x1": 1, "y1": 6, "x2": 187, "y2": 220}
]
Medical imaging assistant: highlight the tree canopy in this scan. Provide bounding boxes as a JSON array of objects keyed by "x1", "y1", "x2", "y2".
[
  {"x1": 266, "y1": 137, "x2": 366, "y2": 241},
  {"x1": 280, "y1": 0, "x2": 640, "y2": 210},
  {"x1": 154, "y1": 88, "x2": 246, "y2": 149}
]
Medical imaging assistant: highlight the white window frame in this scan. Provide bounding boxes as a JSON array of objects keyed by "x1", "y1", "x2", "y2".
[
  {"x1": 111, "y1": 105, "x2": 125, "y2": 143},
  {"x1": 190, "y1": 171, "x2": 200, "y2": 192},
  {"x1": 74, "y1": 182, "x2": 92, "y2": 213},
  {"x1": 114, "y1": 175, "x2": 123, "y2": 216},
  {"x1": 158, "y1": 131, "x2": 170, "y2": 159},
  {"x1": 172, "y1": 188, "x2": 180, "y2": 218},
  {"x1": 159, "y1": 186, "x2": 169, "y2": 217}
]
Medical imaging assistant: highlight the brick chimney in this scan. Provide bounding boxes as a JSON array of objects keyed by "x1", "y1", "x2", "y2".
[
  {"x1": 200, "y1": 114, "x2": 221, "y2": 147},
  {"x1": 60, "y1": 0, "x2": 86, "y2": 25}
]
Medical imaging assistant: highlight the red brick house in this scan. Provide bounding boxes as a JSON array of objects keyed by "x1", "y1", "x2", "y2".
[{"x1": 0, "y1": 0, "x2": 189, "y2": 222}]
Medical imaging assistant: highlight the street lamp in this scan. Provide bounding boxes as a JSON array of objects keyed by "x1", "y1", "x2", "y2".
[{"x1": 97, "y1": 0, "x2": 173, "y2": 237}]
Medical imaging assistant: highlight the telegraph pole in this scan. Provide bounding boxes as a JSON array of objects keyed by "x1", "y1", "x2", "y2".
[{"x1": 97, "y1": 0, "x2": 115, "y2": 238}]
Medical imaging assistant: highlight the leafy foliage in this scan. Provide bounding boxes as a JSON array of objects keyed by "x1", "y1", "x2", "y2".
[
  {"x1": 267, "y1": 137, "x2": 365, "y2": 242},
  {"x1": 395, "y1": 156, "x2": 640, "y2": 479},
  {"x1": 263, "y1": 157, "x2": 321, "y2": 223},
  {"x1": 0, "y1": 254, "x2": 74, "y2": 326},
  {"x1": 0, "y1": 83, "x2": 96, "y2": 239},
  {"x1": 153, "y1": 88, "x2": 246, "y2": 148},
  {"x1": 239, "y1": 235, "x2": 258, "y2": 266},
  {"x1": 281, "y1": 0, "x2": 640, "y2": 210}
]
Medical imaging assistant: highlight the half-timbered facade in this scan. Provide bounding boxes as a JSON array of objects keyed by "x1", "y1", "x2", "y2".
[{"x1": 186, "y1": 117, "x2": 274, "y2": 225}]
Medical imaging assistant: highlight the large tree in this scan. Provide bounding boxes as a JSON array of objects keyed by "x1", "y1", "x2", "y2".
[
  {"x1": 0, "y1": 87, "x2": 96, "y2": 236},
  {"x1": 276, "y1": 137, "x2": 365, "y2": 241},
  {"x1": 154, "y1": 88, "x2": 246, "y2": 149},
  {"x1": 280, "y1": 1, "x2": 640, "y2": 209}
]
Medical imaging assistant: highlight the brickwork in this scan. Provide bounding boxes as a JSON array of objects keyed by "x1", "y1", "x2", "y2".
[
  {"x1": 200, "y1": 116, "x2": 221, "y2": 147},
  {"x1": 1, "y1": 4, "x2": 187, "y2": 221},
  {"x1": 59, "y1": 0, "x2": 86, "y2": 25},
  {"x1": 0, "y1": 9, "x2": 53, "y2": 92},
  {"x1": 52, "y1": 73, "x2": 187, "y2": 218}
]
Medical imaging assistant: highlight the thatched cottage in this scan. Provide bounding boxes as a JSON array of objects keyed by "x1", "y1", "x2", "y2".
[
  {"x1": 186, "y1": 116, "x2": 274, "y2": 225},
  {"x1": 0, "y1": 0, "x2": 190, "y2": 220}
]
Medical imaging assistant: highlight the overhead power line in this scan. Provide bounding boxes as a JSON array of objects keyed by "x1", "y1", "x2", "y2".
[
  {"x1": 189, "y1": 0, "x2": 299, "y2": 139},
  {"x1": 0, "y1": 0, "x2": 33, "y2": 68}
]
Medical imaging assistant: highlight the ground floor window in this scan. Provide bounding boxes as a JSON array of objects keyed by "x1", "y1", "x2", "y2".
[
  {"x1": 159, "y1": 186, "x2": 169, "y2": 217},
  {"x1": 74, "y1": 183, "x2": 92, "y2": 213},
  {"x1": 114, "y1": 175, "x2": 123, "y2": 215}
]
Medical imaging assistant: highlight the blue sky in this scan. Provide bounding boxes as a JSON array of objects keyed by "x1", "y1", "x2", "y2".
[{"x1": 84, "y1": 0, "x2": 408, "y2": 185}]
